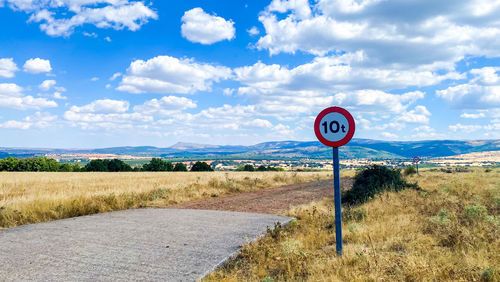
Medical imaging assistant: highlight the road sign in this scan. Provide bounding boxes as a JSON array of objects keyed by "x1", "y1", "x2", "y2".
[
  {"x1": 413, "y1": 156, "x2": 421, "y2": 175},
  {"x1": 314, "y1": 107, "x2": 355, "y2": 148},
  {"x1": 314, "y1": 106, "x2": 355, "y2": 257}
]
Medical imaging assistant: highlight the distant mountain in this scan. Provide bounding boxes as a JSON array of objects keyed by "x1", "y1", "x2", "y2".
[{"x1": 1, "y1": 139, "x2": 499, "y2": 160}]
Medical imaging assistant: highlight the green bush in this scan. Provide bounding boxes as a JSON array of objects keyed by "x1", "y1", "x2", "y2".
[
  {"x1": 190, "y1": 161, "x2": 213, "y2": 171},
  {"x1": 173, "y1": 162, "x2": 187, "y2": 171},
  {"x1": 342, "y1": 165, "x2": 419, "y2": 205},
  {"x1": 403, "y1": 165, "x2": 417, "y2": 176},
  {"x1": 84, "y1": 159, "x2": 132, "y2": 172},
  {"x1": 142, "y1": 158, "x2": 173, "y2": 171},
  {"x1": 237, "y1": 164, "x2": 255, "y2": 171},
  {"x1": 0, "y1": 157, "x2": 81, "y2": 172}
]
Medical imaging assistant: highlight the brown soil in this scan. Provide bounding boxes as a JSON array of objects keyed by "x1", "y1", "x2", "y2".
[{"x1": 171, "y1": 178, "x2": 353, "y2": 215}]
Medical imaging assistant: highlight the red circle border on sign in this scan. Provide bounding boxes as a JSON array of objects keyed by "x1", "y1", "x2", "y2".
[
  {"x1": 413, "y1": 156, "x2": 421, "y2": 163},
  {"x1": 314, "y1": 106, "x2": 355, "y2": 147}
]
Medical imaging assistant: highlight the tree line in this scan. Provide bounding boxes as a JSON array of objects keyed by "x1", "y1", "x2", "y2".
[
  {"x1": 0, "y1": 157, "x2": 283, "y2": 172},
  {"x1": 0, "y1": 157, "x2": 213, "y2": 172}
]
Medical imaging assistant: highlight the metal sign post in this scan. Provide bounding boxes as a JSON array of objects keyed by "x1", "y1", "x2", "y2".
[
  {"x1": 314, "y1": 107, "x2": 355, "y2": 256},
  {"x1": 413, "y1": 156, "x2": 421, "y2": 175}
]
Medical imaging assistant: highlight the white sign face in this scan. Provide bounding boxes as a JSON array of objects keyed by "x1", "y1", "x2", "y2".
[{"x1": 318, "y1": 112, "x2": 350, "y2": 142}]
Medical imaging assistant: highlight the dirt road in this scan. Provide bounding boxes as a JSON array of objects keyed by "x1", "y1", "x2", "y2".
[{"x1": 172, "y1": 178, "x2": 353, "y2": 215}]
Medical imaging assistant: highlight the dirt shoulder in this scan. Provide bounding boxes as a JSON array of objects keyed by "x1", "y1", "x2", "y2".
[{"x1": 171, "y1": 178, "x2": 353, "y2": 215}]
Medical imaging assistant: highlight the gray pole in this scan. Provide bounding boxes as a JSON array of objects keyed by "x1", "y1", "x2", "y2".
[{"x1": 333, "y1": 147, "x2": 343, "y2": 256}]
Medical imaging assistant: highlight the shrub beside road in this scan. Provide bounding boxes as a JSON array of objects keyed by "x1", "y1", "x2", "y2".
[{"x1": 207, "y1": 168, "x2": 500, "y2": 281}]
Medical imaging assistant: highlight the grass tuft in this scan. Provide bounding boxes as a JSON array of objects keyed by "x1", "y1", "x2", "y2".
[
  {"x1": 206, "y1": 168, "x2": 500, "y2": 281},
  {"x1": 0, "y1": 171, "x2": 329, "y2": 228}
]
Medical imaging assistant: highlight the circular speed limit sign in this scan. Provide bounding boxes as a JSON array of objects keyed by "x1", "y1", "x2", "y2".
[
  {"x1": 413, "y1": 156, "x2": 421, "y2": 163},
  {"x1": 314, "y1": 107, "x2": 355, "y2": 147}
]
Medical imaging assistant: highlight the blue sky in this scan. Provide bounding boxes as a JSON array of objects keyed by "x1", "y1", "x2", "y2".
[{"x1": 0, "y1": 0, "x2": 499, "y2": 148}]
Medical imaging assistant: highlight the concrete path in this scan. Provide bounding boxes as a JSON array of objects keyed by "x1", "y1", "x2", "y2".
[{"x1": 0, "y1": 209, "x2": 291, "y2": 281}]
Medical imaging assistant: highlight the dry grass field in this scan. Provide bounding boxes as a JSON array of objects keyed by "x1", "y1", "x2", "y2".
[
  {"x1": 207, "y1": 168, "x2": 500, "y2": 281},
  {"x1": 0, "y1": 171, "x2": 329, "y2": 228}
]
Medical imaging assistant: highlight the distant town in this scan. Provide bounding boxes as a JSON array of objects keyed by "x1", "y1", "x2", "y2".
[{"x1": 42, "y1": 151, "x2": 500, "y2": 171}]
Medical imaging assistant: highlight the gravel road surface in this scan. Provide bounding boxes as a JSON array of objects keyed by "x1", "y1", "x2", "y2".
[
  {"x1": 173, "y1": 178, "x2": 353, "y2": 215},
  {"x1": 0, "y1": 208, "x2": 290, "y2": 281}
]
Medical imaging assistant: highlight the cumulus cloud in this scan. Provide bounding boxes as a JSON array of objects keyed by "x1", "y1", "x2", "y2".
[
  {"x1": 181, "y1": 7, "x2": 235, "y2": 44},
  {"x1": 23, "y1": 58, "x2": 52, "y2": 74},
  {"x1": 436, "y1": 67, "x2": 500, "y2": 109},
  {"x1": 117, "y1": 55, "x2": 232, "y2": 94},
  {"x1": 4, "y1": 0, "x2": 158, "y2": 37},
  {"x1": 0, "y1": 58, "x2": 18, "y2": 78},
  {"x1": 234, "y1": 58, "x2": 427, "y2": 116},
  {"x1": 449, "y1": 123, "x2": 483, "y2": 132},
  {"x1": 0, "y1": 112, "x2": 57, "y2": 130},
  {"x1": 256, "y1": 0, "x2": 500, "y2": 70},
  {"x1": 133, "y1": 96, "x2": 197, "y2": 116},
  {"x1": 109, "y1": 72, "x2": 122, "y2": 81},
  {"x1": 247, "y1": 26, "x2": 259, "y2": 36},
  {"x1": 69, "y1": 99, "x2": 130, "y2": 114},
  {"x1": 63, "y1": 99, "x2": 151, "y2": 128},
  {"x1": 233, "y1": 56, "x2": 457, "y2": 117},
  {"x1": 39, "y1": 79, "x2": 56, "y2": 91},
  {"x1": 52, "y1": 92, "x2": 67, "y2": 100},
  {"x1": 395, "y1": 105, "x2": 431, "y2": 124},
  {"x1": 460, "y1": 112, "x2": 486, "y2": 119},
  {"x1": 411, "y1": 125, "x2": 443, "y2": 139},
  {"x1": 0, "y1": 83, "x2": 57, "y2": 110}
]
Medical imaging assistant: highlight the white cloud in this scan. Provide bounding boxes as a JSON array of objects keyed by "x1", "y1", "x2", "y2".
[
  {"x1": 39, "y1": 79, "x2": 56, "y2": 91},
  {"x1": 91, "y1": 77, "x2": 99, "y2": 81},
  {"x1": 63, "y1": 98, "x2": 156, "y2": 130},
  {"x1": 236, "y1": 54, "x2": 462, "y2": 92},
  {"x1": 109, "y1": 72, "x2": 122, "y2": 81},
  {"x1": 55, "y1": 86, "x2": 66, "y2": 92},
  {"x1": 161, "y1": 104, "x2": 263, "y2": 132},
  {"x1": 52, "y1": 92, "x2": 67, "y2": 100},
  {"x1": 272, "y1": 123, "x2": 294, "y2": 137},
  {"x1": 5, "y1": 0, "x2": 158, "y2": 37},
  {"x1": 247, "y1": 26, "x2": 259, "y2": 36},
  {"x1": 69, "y1": 99, "x2": 130, "y2": 114},
  {"x1": 411, "y1": 125, "x2": 443, "y2": 139},
  {"x1": 0, "y1": 58, "x2": 18, "y2": 78},
  {"x1": 181, "y1": 7, "x2": 235, "y2": 44},
  {"x1": 0, "y1": 83, "x2": 57, "y2": 110},
  {"x1": 133, "y1": 96, "x2": 197, "y2": 116},
  {"x1": 436, "y1": 67, "x2": 500, "y2": 110},
  {"x1": 449, "y1": 123, "x2": 483, "y2": 132},
  {"x1": 105, "y1": 36, "x2": 112, "y2": 42},
  {"x1": 333, "y1": 91, "x2": 425, "y2": 114},
  {"x1": 222, "y1": 88, "x2": 235, "y2": 96},
  {"x1": 0, "y1": 120, "x2": 33, "y2": 130},
  {"x1": 83, "y1": 31, "x2": 97, "y2": 38},
  {"x1": 117, "y1": 55, "x2": 232, "y2": 94},
  {"x1": 23, "y1": 58, "x2": 52, "y2": 74},
  {"x1": 381, "y1": 132, "x2": 398, "y2": 139},
  {"x1": 244, "y1": 118, "x2": 272, "y2": 128},
  {"x1": 436, "y1": 84, "x2": 500, "y2": 109},
  {"x1": 0, "y1": 112, "x2": 58, "y2": 130},
  {"x1": 256, "y1": 0, "x2": 500, "y2": 70},
  {"x1": 395, "y1": 105, "x2": 431, "y2": 124},
  {"x1": 0, "y1": 83, "x2": 22, "y2": 96},
  {"x1": 460, "y1": 112, "x2": 486, "y2": 119}
]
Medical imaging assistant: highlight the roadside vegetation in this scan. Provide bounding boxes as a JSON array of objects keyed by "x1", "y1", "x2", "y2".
[
  {"x1": 206, "y1": 167, "x2": 500, "y2": 281},
  {"x1": 0, "y1": 171, "x2": 330, "y2": 228},
  {"x1": 0, "y1": 157, "x2": 287, "y2": 173}
]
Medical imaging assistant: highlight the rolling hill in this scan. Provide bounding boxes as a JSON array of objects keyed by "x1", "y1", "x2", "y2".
[{"x1": 1, "y1": 139, "x2": 499, "y2": 160}]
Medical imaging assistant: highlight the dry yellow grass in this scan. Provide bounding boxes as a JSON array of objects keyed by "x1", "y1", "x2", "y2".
[
  {"x1": 0, "y1": 171, "x2": 330, "y2": 228},
  {"x1": 206, "y1": 168, "x2": 500, "y2": 281}
]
